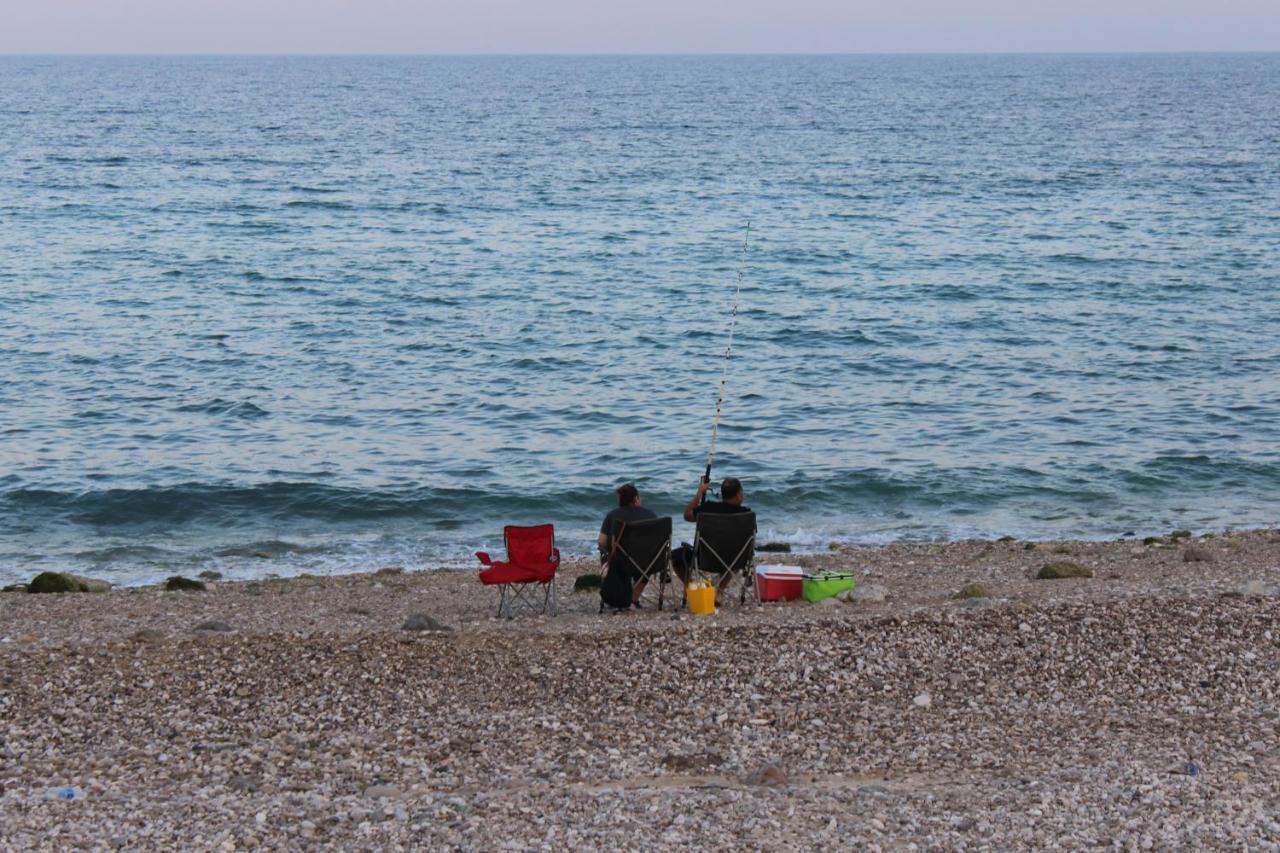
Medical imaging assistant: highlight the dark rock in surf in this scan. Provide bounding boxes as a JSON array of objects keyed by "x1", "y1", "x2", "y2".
[
  {"x1": 166, "y1": 576, "x2": 207, "y2": 592},
  {"x1": 198, "y1": 570, "x2": 223, "y2": 581},
  {"x1": 757, "y1": 542, "x2": 792, "y2": 553},
  {"x1": 28, "y1": 572, "x2": 83, "y2": 594}
]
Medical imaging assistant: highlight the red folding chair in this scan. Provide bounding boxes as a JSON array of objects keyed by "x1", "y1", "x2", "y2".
[{"x1": 475, "y1": 524, "x2": 561, "y2": 619}]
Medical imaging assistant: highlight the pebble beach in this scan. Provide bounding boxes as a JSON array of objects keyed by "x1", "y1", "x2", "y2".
[{"x1": 2, "y1": 530, "x2": 1278, "y2": 850}]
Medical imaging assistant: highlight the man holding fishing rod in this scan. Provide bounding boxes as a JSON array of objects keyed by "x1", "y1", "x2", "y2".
[
  {"x1": 687, "y1": 223, "x2": 752, "y2": 529},
  {"x1": 683, "y1": 476, "x2": 749, "y2": 523},
  {"x1": 670, "y1": 223, "x2": 756, "y2": 599},
  {"x1": 670, "y1": 476, "x2": 754, "y2": 597}
]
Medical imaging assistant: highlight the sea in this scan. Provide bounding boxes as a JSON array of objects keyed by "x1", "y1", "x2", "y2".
[{"x1": 2, "y1": 54, "x2": 1278, "y2": 587}]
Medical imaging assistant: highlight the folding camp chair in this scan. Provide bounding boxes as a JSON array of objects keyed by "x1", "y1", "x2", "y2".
[
  {"x1": 475, "y1": 524, "x2": 561, "y2": 619},
  {"x1": 688, "y1": 511, "x2": 758, "y2": 607},
  {"x1": 601, "y1": 516, "x2": 673, "y2": 611}
]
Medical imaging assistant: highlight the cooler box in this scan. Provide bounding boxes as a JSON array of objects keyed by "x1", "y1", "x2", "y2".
[
  {"x1": 802, "y1": 572, "x2": 856, "y2": 602},
  {"x1": 755, "y1": 564, "x2": 804, "y2": 602}
]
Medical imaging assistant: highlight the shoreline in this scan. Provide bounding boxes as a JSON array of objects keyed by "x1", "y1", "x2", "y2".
[
  {"x1": 6, "y1": 520, "x2": 1277, "y2": 592},
  {"x1": 3, "y1": 529, "x2": 1278, "y2": 848}
]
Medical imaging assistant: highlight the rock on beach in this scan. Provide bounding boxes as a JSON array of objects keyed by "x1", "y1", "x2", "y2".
[
  {"x1": 844, "y1": 584, "x2": 887, "y2": 602},
  {"x1": 955, "y1": 582, "x2": 993, "y2": 599},
  {"x1": 27, "y1": 572, "x2": 111, "y2": 594},
  {"x1": 165, "y1": 576, "x2": 207, "y2": 592},
  {"x1": 402, "y1": 613, "x2": 452, "y2": 632},
  {"x1": 1036, "y1": 561, "x2": 1093, "y2": 579}
]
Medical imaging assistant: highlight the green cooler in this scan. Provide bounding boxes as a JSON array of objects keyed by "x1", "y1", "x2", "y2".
[{"x1": 802, "y1": 572, "x2": 856, "y2": 602}]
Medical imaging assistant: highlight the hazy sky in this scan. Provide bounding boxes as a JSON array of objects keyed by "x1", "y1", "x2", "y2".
[{"x1": 3, "y1": 0, "x2": 1277, "y2": 54}]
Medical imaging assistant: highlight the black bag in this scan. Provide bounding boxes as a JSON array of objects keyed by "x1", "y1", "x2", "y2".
[
  {"x1": 599, "y1": 521, "x2": 633, "y2": 610},
  {"x1": 599, "y1": 562, "x2": 633, "y2": 610}
]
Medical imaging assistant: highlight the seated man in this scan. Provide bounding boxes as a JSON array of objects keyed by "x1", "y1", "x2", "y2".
[
  {"x1": 673, "y1": 476, "x2": 754, "y2": 588},
  {"x1": 683, "y1": 476, "x2": 750, "y2": 522},
  {"x1": 598, "y1": 483, "x2": 658, "y2": 606}
]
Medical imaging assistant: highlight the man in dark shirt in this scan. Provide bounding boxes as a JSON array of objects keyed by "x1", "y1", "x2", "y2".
[
  {"x1": 673, "y1": 477, "x2": 754, "y2": 594},
  {"x1": 683, "y1": 476, "x2": 750, "y2": 522},
  {"x1": 598, "y1": 483, "x2": 659, "y2": 606}
]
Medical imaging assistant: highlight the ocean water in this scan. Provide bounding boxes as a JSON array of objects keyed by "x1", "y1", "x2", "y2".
[{"x1": 2, "y1": 54, "x2": 1279, "y2": 586}]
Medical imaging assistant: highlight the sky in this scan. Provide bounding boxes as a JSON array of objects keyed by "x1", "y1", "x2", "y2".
[{"x1": 2, "y1": 0, "x2": 1277, "y2": 54}]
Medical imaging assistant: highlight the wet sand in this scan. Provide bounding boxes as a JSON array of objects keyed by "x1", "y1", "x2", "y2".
[{"x1": 2, "y1": 530, "x2": 1278, "y2": 849}]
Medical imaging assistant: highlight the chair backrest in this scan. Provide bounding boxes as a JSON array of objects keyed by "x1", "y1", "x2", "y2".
[
  {"x1": 694, "y1": 511, "x2": 757, "y2": 573},
  {"x1": 504, "y1": 524, "x2": 555, "y2": 566},
  {"x1": 610, "y1": 516, "x2": 672, "y2": 576}
]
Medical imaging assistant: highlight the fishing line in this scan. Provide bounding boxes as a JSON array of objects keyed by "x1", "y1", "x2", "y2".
[{"x1": 703, "y1": 221, "x2": 751, "y2": 492}]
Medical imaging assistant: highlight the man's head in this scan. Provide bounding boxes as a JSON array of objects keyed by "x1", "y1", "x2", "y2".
[
  {"x1": 720, "y1": 477, "x2": 743, "y2": 505},
  {"x1": 616, "y1": 483, "x2": 640, "y2": 507}
]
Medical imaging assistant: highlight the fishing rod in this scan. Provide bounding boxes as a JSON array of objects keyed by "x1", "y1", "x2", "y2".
[{"x1": 702, "y1": 221, "x2": 751, "y2": 502}]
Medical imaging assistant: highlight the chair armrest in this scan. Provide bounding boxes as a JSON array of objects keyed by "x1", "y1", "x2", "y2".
[
  {"x1": 475, "y1": 551, "x2": 492, "y2": 566},
  {"x1": 551, "y1": 548, "x2": 561, "y2": 566}
]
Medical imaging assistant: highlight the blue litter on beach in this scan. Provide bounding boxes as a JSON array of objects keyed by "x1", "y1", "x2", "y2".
[{"x1": 46, "y1": 786, "x2": 82, "y2": 800}]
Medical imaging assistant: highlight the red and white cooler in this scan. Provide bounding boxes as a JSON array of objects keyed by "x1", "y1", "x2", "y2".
[{"x1": 754, "y1": 564, "x2": 804, "y2": 602}]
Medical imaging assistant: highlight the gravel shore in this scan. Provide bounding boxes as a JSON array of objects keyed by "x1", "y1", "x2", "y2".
[{"x1": 3, "y1": 530, "x2": 1278, "y2": 850}]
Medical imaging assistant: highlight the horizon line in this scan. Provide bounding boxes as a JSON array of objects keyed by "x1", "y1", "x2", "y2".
[{"x1": 2, "y1": 49, "x2": 1278, "y2": 58}]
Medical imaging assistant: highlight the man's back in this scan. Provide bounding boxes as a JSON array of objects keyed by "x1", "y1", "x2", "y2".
[
  {"x1": 692, "y1": 500, "x2": 750, "y2": 517},
  {"x1": 604, "y1": 504, "x2": 658, "y2": 528}
]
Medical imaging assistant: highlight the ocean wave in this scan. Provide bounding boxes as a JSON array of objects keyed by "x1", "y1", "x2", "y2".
[
  {"x1": 1124, "y1": 454, "x2": 1280, "y2": 490},
  {"x1": 283, "y1": 199, "x2": 354, "y2": 210},
  {"x1": 175, "y1": 399, "x2": 270, "y2": 419},
  {"x1": 0, "y1": 482, "x2": 606, "y2": 531},
  {"x1": 9, "y1": 456, "x2": 1273, "y2": 537},
  {"x1": 73, "y1": 544, "x2": 176, "y2": 562}
]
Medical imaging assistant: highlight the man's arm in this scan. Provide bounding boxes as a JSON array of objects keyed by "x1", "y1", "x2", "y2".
[
  {"x1": 597, "y1": 532, "x2": 609, "y2": 550},
  {"x1": 683, "y1": 478, "x2": 711, "y2": 522}
]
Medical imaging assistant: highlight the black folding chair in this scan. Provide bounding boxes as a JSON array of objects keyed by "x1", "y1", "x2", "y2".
[
  {"x1": 602, "y1": 516, "x2": 673, "y2": 611},
  {"x1": 689, "y1": 511, "x2": 758, "y2": 607}
]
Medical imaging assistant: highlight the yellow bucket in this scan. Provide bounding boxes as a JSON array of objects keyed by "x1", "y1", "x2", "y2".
[{"x1": 687, "y1": 581, "x2": 716, "y2": 615}]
